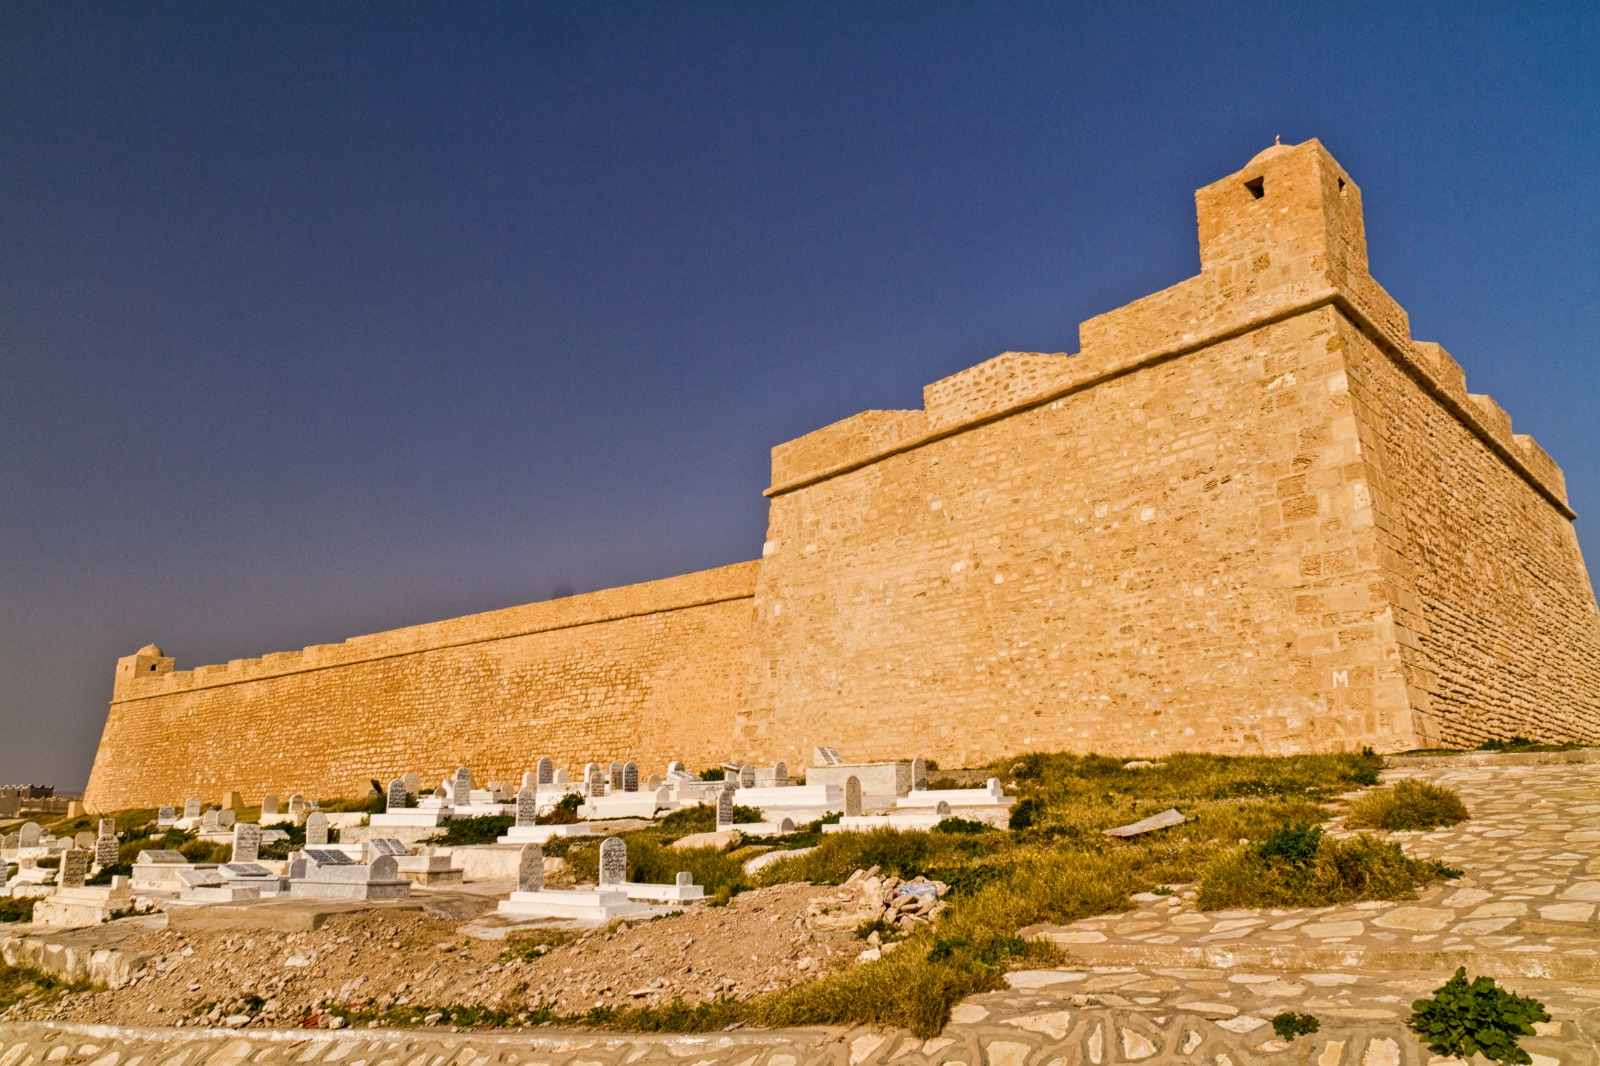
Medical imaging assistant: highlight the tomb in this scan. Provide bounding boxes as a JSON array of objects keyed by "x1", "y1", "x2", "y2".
[
  {"x1": 32, "y1": 876, "x2": 135, "y2": 928},
  {"x1": 495, "y1": 842, "x2": 650, "y2": 924},
  {"x1": 131, "y1": 850, "x2": 212, "y2": 897},
  {"x1": 288, "y1": 849, "x2": 411, "y2": 900}
]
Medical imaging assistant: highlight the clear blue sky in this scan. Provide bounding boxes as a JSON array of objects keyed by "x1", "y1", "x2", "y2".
[{"x1": 3, "y1": 3, "x2": 1597, "y2": 789}]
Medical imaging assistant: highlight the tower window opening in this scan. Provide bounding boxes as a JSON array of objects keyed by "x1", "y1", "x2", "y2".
[
  {"x1": 1338, "y1": 177, "x2": 1347, "y2": 195},
  {"x1": 1244, "y1": 177, "x2": 1265, "y2": 199}
]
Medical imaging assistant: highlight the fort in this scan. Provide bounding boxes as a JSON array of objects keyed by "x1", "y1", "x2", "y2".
[{"x1": 84, "y1": 138, "x2": 1600, "y2": 811}]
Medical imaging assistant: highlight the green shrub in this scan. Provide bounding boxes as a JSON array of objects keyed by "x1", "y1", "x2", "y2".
[
  {"x1": 316, "y1": 793, "x2": 385, "y2": 814},
  {"x1": 1409, "y1": 967, "x2": 1550, "y2": 1065},
  {"x1": 1007, "y1": 798, "x2": 1040, "y2": 831},
  {"x1": 933, "y1": 817, "x2": 994, "y2": 835},
  {"x1": 1345, "y1": 779, "x2": 1468, "y2": 831},
  {"x1": 1272, "y1": 1011, "x2": 1320, "y2": 1041},
  {"x1": 732, "y1": 805, "x2": 764, "y2": 824},
  {"x1": 755, "y1": 829, "x2": 965, "y2": 887},
  {"x1": 539, "y1": 794, "x2": 583, "y2": 825},
  {"x1": 259, "y1": 822, "x2": 306, "y2": 860},
  {"x1": 86, "y1": 862, "x2": 132, "y2": 885},
  {"x1": 697, "y1": 768, "x2": 725, "y2": 781},
  {"x1": 656, "y1": 805, "x2": 715, "y2": 835},
  {"x1": 421, "y1": 815, "x2": 514, "y2": 846},
  {"x1": 0, "y1": 964, "x2": 91, "y2": 1012},
  {"x1": 0, "y1": 898, "x2": 36, "y2": 924},
  {"x1": 1197, "y1": 831, "x2": 1457, "y2": 909}
]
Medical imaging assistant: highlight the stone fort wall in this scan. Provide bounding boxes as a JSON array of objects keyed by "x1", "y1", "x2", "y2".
[
  {"x1": 85, "y1": 563, "x2": 757, "y2": 809},
  {"x1": 84, "y1": 140, "x2": 1600, "y2": 810}
]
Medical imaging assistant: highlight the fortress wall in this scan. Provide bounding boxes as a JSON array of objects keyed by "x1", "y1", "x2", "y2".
[
  {"x1": 1338, "y1": 321, "x2": 1600, "y2": 745},
  {"x1": 84, "y1": 562, "x2": 759, "y2": 810},
  {"x1": 736, "y1": 303, "x2": 1413, "y2": 768}
]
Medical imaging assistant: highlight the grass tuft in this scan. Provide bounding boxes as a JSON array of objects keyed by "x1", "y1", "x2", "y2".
[
  {"x1": 1344, "y1": 779, "x2": 1468, "y2": 831},
  {"x1": 1197, "y1": 831, "x2": 1458, "y2": 910}
]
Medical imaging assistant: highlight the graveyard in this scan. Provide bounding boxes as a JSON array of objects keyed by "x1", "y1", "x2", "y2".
[{"x1": 1, "y1": 744, "x2": 1597, "y2": 1064}]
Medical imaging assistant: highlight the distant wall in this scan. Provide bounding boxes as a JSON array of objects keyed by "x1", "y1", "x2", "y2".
[{"x1": 84, "y1": 562, "x2": 759, "y2": 811}]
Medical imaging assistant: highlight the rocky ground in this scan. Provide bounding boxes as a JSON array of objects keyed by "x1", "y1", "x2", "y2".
[{"x1": 17, "y1": 883, "x2": 878, "y2": 1028}]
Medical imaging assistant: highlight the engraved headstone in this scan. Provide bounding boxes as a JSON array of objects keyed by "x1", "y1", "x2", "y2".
[
  {"x1": 935, "y1": 800, "x2": 952, "y2": 817},
  {"x1": 386, "y1": 778, "x2": 406, "y2": 811},
  {"x1": 222, "y1": 863, "x2": 271, "y2": 878},
  {"x1": 587, "y1": 765, "x2": 606, "y2": 796},
  {"x1": 773, "y1": 760, "x2": 788, "y2": 782},
  {"x1": 844, "y1": 776, "x2": 862, "y2": 818},
  {"x1": 536, "y1": 757, "x2": 554, "y2": 785},
  {"x1": 60, "y1": 848, "x2": 91, "y2": 888},
  {"x1": 305, "y1": 811, "x2": 330, "y2": 847},
  {"x1": 301, "y1": 848, "x2": 352, "y2": 865},
  {"x1": 18, "y1": 823, "x2": 40, "y2": 848},
  {"x1": 609, "y1": 761, "x2": 624, "y2": 792},
  {"x1": 778, "y1": 817, "x2": 796, "y2": 833},
  {"x1": 813, "y1": 746, "x2": 844, "y2": 767},
  {"x1": 452, "y1": 767, "x2": 473, "y2": 805},
  {"x1": 232, "y1": 823, "x2": 261, "y2": 863},
  {"x1": 623, "y1": 762, "x2": 639, "y2": 792},
  {"x1": 366, "y1": 837, "x2": 408, "y2": 857},
  {"x1": 96, "y1": 820, "x2": 119, "y2": 867},
  {"x1": 912, "y1": 758, "x2": 927, "y2": 791},
  {"x1": 261, "y1": 795, "x2": 280, "y2": 816},
  {"x1": 158, "y1": 805, "x2": 176, "y2": 823},
  {"x1": 739, "y1": 764, "x2": 755, "y2": 789},
  {"x1": 287, "y1": 794, "x2": 305, "y2": 815},
  {"x1": 369, "y1": 855, "x2": 399, "y2": 882},
  {"x1": 516, "y1": 787, "x2": 538, "y2": 827},
  {"x1": 183, "y1": 797, "x2": 201, "y2": 819},
  {"x1": 716, "y1": 786, "x2": 735, "y2": 830},
  {"x1": 599, "y1": 836, "x2": 626, "y2": 886},
  {"x1": 517, "y1": 842, "x2": 544, "y2": 893},
  {"x1": 201, "y1": 809, "x2": 220, "y2": 829}
]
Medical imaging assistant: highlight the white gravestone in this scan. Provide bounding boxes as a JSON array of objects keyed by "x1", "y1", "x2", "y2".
[
  {"x1": 716, "y1": 787, "x2": 735, "y2": 831},
  {"x1": 18, "y1": 823, "x2": 41, "y2": 848},
  {"x1": 813, "y1": 746, "x2": 844, "y2": 767},
  {"x1": 386, "y1": 778, "x2": 406, "y2": 811},
  {"x1": 739, "y1": 765, "x2": 755, "y2": 789},
  {"x1": 157, "y1": 806, "x2": 176, "y2": 823},
  {"x1": 516, "y1": 788, "x2": 539, "y2": 827},
  {"x1": 95, "y1": 821, "x2": 119, "y2": 867},
  {"x1": 60, "y1": 849, "x2": 91, "y2": 888},
  {"x1": 623, "y1": 762, "x2": 639, "y2": 792},
  {"x1": 599, "y1": 836, "x2": 626, "y2": 887},
  {"x1": 201, "y1": 810, "x2": 220, "y2": 829},
  {"x1": 287, "y1": 794, "x2": 305, "y2": 815},
  {"x1": 305, "y1": 811, "x2": 330, "y2": 847},
  {"x1": 74, "y1": 831, "x2": 95, "y2": 849},
  {"x1": 609, "y1": 762, "x2": 624, "y2": 792},
  {"x1": 518, "y1": 842, "x2": 544, "y2": 892},
  {"x1": 844, "y1": 776, "x2": 863, "y2": 818},
  {"x1": 553, "y1": 768, "x2": 569, "y2": 785},
  {"x1": 452, "y1": 767, "x2": 473, "y2": 804},
  {"x1": 520, "y1": 771, "x2": 536, "y2": 790},
  {"x1": 232, "y1": 823, "x2": 261, "y2": 863},
  {"x1": 183, "y1": 798, "x2": 201, "y2": 819},
  {"x1": 536, "y1": 757, "x2": 554, "y2": 785},
  {"x1": 260, "y1": 795, "x2": 280, "y2": 816}
]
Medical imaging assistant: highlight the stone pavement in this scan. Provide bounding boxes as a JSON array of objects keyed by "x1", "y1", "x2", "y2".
[{"x1": 3, "y1": 756, "x2": 1598, "y2": 1064}]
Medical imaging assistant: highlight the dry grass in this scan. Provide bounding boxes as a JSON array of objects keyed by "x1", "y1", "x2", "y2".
[{"x1": 1344, "y1": 779, "x2": 1469, "y2": 831}]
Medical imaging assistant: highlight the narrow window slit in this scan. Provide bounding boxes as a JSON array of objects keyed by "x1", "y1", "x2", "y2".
[{"x1": 1244, "y1": 177, "x2": 1265, "y2": 199}]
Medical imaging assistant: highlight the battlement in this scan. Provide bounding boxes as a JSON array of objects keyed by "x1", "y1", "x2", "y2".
[{"x1": 765, "y1": 139, "x2": 1570, "y2": 516}]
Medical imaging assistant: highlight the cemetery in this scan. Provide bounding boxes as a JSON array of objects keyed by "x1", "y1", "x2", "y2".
[{"x1": 2, "y1": 742, "x2": 1599, "y2": 1066}]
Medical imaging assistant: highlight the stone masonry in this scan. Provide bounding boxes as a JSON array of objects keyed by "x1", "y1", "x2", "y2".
[{"x1": 84, "y1": 139, "x2": 1600, "y2": 809}]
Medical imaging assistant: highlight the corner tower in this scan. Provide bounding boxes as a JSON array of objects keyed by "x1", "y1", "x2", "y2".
[{"x1": 737, "y1": 138, "x2": 1600, "y2": 763}]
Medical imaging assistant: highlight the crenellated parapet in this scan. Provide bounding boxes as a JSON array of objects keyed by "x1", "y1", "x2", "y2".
[{"x1": 764, "y1": 138, "x2": 1572, "y2": 519}]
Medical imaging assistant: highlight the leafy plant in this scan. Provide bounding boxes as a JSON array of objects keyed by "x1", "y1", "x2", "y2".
[
  {"x1": 539, "y1": 794, "x2": 583, "y2": 825},
  {"x1": 1254, "y1": 822, "x2": 1324, "y2": 866},
  {"x1": 1271, "y1": 1011, "x2": 1319, "y2": 1041},
  {"x1": 1408, "y1": 967, "x2": 1550, "y2": 1065},
  {"x1": 1198, "y1": 831, "x2": 1456, "y2": 909},
  {"x1": 421, "y1": 815, "x2": 514, "y2": 846},
  {"x1": 1345, "y1": 779, "x2": 1468, "y2": 832},
  {"x1": 933, "y1": 817, "x2": 994, "y2": 835},
  {"x1": 1007, "y1": 798, "x2": 1041, "y2": 831}
]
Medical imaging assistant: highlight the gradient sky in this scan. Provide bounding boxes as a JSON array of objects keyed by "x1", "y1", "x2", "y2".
[{"x1": 3, "y1": 3, "x2": 1597, "y2": 790}]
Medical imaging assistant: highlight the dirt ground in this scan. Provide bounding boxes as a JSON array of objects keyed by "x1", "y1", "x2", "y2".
[{"x1": 19, "y1": 883, "x2": 866, "y2": 1029}]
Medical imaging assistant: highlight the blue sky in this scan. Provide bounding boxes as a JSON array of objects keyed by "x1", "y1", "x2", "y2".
[{"x1": 3, "y1": 3, "x2": 1597, "y2": 788}]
